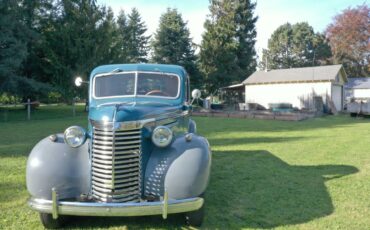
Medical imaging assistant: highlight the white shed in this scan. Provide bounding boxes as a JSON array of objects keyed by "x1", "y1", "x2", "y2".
[
  {"x1": 345, "y1": 78, "x2": 370, "y2": 99},
  {"x1": 243, "y1": 65, "x2": 347, "y2": 111}
]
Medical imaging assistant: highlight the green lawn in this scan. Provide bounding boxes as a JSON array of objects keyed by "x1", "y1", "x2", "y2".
[
  {"x1": 1, "y1": 113, "x2": 369, "y2": 229},
  {"x1": 0, "y1": 104, "x2": 86, "y2": 122}
]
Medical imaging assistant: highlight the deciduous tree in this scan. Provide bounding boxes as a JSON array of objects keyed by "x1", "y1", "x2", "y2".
[
  {"x1": 326, "y1": 4, "x2": 370, "y2": 77},
  {"x1": 259, "y1": 22, "x2": 332, "y2": 70}
]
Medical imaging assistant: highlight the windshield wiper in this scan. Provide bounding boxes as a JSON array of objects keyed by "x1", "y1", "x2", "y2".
[
  {"x1": 137, "y1": 101, "x2": 172, "y2": 106},
  {"x1": 110, "y1": 68, "x2": 123, "y2": 73}
]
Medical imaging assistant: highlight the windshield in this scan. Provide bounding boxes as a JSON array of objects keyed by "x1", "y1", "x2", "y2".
[{"x1": 93, "y1": 72, "x2": 180, "y2": 99}]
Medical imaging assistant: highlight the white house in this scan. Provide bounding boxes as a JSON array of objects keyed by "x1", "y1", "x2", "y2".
[
  {"x1": 345, "y1": 78, "x2": 370, "y2": 99},
  {"x1": 242, "y1": 65, "x2": 347, "y2": 111}
]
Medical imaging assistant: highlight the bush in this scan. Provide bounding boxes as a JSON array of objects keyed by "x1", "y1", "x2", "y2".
[
  {"x1": 47, "y1": 91, "x2": 62, "y2": 103},
  {"x1": 0, "y1": 93, "x2": 21, "y2": 105}
]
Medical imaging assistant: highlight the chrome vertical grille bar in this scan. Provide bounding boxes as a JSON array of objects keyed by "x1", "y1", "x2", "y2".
[
  {"x1": 111, "y1": 128, "x2": 116, "y2": 188},
  {"x1": 91, "y1": 125, "x2": 142, "y2": 203}
]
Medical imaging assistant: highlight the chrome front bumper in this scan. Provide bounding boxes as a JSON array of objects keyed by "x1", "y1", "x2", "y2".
[{"x1": 28, "y1": 196, "x2": 204, "y2": 219}]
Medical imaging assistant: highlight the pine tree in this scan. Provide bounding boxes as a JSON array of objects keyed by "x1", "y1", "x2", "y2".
[
  {"x1": 0, "y1": 1, "x2": 28, "y2": 88},
  {"x1": 126, "y1": 8, "x2": 150, "y2": 63},
  {"x1": 96, "y1": 6, "x2": 117, "y2": 65},
  {"x1": 151, "y1": 8, "x2": 200, "y2": 88},
  {"x1": 38, "y1": 0, "x2": 117, "y2": 100},
  {"x1": 234, "y1": 0, "x2": 258, "y2": 81},
  {"x1": 0, "y1": 0, "x2": 51, "y2": 99},
  {"x1": 115, "y1": 10, "x2": 130, "y2": 63},
  {"x1": 199, "y1": 0, "x2": 239, "y2": 93},
  {"x1": 199, "y1": 0, "x2": 258, "y2": 92}
]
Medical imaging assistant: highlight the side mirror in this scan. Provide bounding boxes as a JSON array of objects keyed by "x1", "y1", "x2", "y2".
[
  {"x1": 75, "y1": 77, "x2": 83, "y2": 87},
  {"x1": 75, "y1": 77, "x2": 88, "y2": 87},
  {"x1": 191, "y1": 89, "x2": 201, "y2": 99},
  {"x1": 191, "y1": 89, "x2": 202, "y2": 105}
]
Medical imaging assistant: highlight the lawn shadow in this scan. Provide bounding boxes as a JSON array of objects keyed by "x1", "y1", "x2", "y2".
[
  {"x1": 65, "y1": 214, "x2": 186, "y2": 229},
  {"x1": 60, "y1": 150, "x2": 358, "y2": 229},
  {"x1": 210, "y1": 136, "x2": 308, "y2": 147},
  {"x1": 195, "y1": 115, "x2": 370, "y2": 134},
  {"x1": 205, "y1": 150, "x2": 358, "y2": 229}
]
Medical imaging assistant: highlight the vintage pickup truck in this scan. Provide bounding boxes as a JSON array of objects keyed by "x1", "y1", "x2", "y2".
[{"x1": 26, "y1": 64, "x2": 212, "y2": 228}]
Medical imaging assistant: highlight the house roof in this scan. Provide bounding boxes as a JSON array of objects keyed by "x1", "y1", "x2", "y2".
[
  {"x1": 220, "y1": 83, "x2": 244, "y2": 90},
  {"x1": 243, "y1": 65, "x2": 346, "y2": 85},
  {"x1": 345, "y1": 78, "x2": 370, "y2": 89}
]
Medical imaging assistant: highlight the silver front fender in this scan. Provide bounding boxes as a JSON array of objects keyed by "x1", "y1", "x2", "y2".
[
  {"x1": 144, "y1": 134, "x2": 212, "y2": 200},
  {"x1": 26, "y1": 134, "x2": 90, "y2": 200}
]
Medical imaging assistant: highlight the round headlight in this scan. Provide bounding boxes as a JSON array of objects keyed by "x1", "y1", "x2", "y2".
[
  {"x1": 152, "y1": 126, "x2": 173, "y2": 147},
  {"x1": 64, "y1": 126, "x2": 87, "y2": 148}
]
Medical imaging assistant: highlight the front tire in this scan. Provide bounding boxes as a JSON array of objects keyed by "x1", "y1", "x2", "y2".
[
  {"x1": 39, "y1": 213, "x2": 67, "y2": 229},
  {"x1": 185, "y1": 202, "x2": 205, "y2": 227}
]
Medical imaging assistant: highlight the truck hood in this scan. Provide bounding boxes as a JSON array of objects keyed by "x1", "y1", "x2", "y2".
[{"x1": 89, "y1": 102, "x2": 184, "y2": 122}]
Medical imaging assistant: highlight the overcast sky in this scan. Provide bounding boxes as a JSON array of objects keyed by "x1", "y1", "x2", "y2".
[{"x1": 98, "y1": 0, "x2": 367, "y2": 57}]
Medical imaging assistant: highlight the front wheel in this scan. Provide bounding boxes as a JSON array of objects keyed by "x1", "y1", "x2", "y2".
[
  {"x1": 185, "y1": 202, "x2": 205, "y2": 227},
  {"x1": 39, "y1": 213, "x2": 67, "y2": 229}
]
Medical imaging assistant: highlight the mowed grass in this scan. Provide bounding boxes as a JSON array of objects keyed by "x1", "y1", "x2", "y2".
[
  {"x1": 0, "y1": 104, "x2": 86, "y2": 122},
  {"x1": 1, "y1": 112, "x2": 370, "y2": 229}
]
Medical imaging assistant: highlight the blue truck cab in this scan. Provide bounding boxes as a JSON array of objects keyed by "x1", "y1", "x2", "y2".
[{"x1": 26, "y1": 64, "x2": 211, "y2": 228}]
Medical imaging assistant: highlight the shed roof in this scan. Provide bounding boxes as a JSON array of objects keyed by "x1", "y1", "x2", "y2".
[
  {"x1": 220, "y1": 83, "x2": 244, "y2": 90},
  {"x1": 243, "y1": 65, "x2": 346, "y2": 85},
  {"x1": 345, "y1": 78, "x2": 370, "y2": 89}
]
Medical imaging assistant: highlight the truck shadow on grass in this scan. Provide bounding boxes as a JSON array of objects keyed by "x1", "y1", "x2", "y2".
[
  {"x1": 205, "y1": 150, "x2": 358, "y2": 229},
  {"x1": 65, "y1": 150, "x2": 358, "y2": 229}
]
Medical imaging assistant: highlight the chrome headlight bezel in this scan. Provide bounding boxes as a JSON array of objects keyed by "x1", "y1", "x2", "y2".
[
  {"x1": 63, "y1": 126, "x2": 87, "y2": 148},
  {"x1": 151, "y1": 126, "x2": 173, "y2": 148}
]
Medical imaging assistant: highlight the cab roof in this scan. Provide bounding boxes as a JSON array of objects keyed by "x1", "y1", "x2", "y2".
[{"x1": 90, "y1": 64, "x2": 187, "y2": 80}]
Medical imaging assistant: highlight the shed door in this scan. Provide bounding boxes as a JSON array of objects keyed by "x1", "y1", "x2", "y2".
[{"x1": 332, "y1": 85, "x2": 343, "y2": 111}]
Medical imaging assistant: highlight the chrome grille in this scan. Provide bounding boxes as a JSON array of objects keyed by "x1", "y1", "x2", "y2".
[{"x1": 91, "y1": 126, "x2": 142, "y2": 203}]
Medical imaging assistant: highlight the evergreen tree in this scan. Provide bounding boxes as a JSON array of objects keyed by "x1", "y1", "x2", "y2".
[
  {"x1": 95, "y1": 6, "x2": 117, "y2": 65},
  {"x1": 0, "y1": 0, "x2": 51, "y2": 99},
  {"x1": 312, "y1": 32, "x2": 332, "y2": 65},
  {"x1": 21, "y1": 0, "x2": 53, "y2": 81},
  {"x1": 126, "y1": 8, "x2": 150, "y2": 63},
  {"x1": 151, "y1": 8, "x2": 200, "y2": 88},
  {"x1": 235, "y1": 0, "x2": 258, "y2": 81},
  {"x1": 199, "y1": 1, "x2": 237, "y2": 93},
  {"x1": 0, "y1": 0, "x2": 28, "y2": 92},
  {"x1": 115, "y1": 10, "x2": 129, "y2": 63},
  {"x1": 199, "y1": 0, "x2": 257, "y2": 93},
  {"x1": 115, "y1": 8, "x2": 150, "y2": 63},
  {"x1": 38, "y1": 0, "x2": 117, "y2": 100}
]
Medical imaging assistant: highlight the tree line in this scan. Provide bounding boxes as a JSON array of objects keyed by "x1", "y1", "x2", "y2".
[
  {"x1": 0, "y1": 0, "x2": 257, "y2": 102},
  {"x1": 260, "y1": 4, "x2": 369, "y2": 78},
  {"x1": 0, "y1": 0, "x2": 368, "y2": 103}
]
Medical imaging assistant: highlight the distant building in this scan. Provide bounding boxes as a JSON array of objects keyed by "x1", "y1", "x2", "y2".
[
  {"x1": 242, "y1": 65, "x2": 347, "y2": 111},
  {"x1": 345, "y1": 78, "x2": 370, "y2": 99}
]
